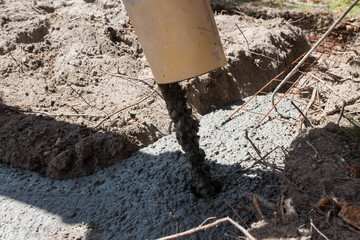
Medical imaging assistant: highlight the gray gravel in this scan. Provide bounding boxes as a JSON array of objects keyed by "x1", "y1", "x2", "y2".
[{"x1": 0, "y1": 95, "x2": 300, "y2": 240}]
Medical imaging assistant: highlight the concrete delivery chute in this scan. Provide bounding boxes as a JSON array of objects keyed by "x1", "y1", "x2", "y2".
[{"x1": 123, "y1": 0, "x2": 227, "y2": 197}]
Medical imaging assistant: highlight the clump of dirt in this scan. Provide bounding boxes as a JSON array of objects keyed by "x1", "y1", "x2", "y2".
[{"x1": 0, "y1": 0, "x2": 310, "y2": 178}]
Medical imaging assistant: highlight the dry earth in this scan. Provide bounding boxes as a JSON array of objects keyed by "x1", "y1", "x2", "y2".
[
  {"x1": 0, "y1": 0, "x2": 310, "y2": 178},
  {"x1": 1, "y1": 0, "x2": 360, "y2": 239}
]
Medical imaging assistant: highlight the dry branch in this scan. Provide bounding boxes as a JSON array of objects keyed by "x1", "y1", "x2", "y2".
[
  {"x1": 245, "y1": 191, "x2": 276, "y2": 211},
  {"x1": 251, "y1": 196, "x2": 265, "y2": 220},
  {"x1": 156, "y1": 217, "x2": 256, "y2": 240},
  {"x1": 311, "y1": 74, "x2": 346, "y2": 124},
  {"x1": 0, "y1": 103, "x2": 102, "y2": 118},
  {"x1": 280, "y1": 195, "x2": 285, "y2": 221},
  {"x1": 244, "y1": 130, "x2": 262, "y2": 158},
  {"x1": 291, "y1": 101, "x2": 314, "y2": 128},
  {"x1": 235, "y1": 23, "x2": 249, "y2": 51},
  {"x1": 310, "y1": 218, "x2": 330, "y2": 240},
  {"x1": 9, "y1": 52, "x2": 26, "y2": 73},
  {"x1": 305, "y1": 139, "x2": 321, "y2": 160},
  {"x1": 59, "y1": 76, "x2": 109, "y2": 118},
  {"x1": 90, "y1": 86, "x2": 158, "y2": 131},
  {"x1": 224, "y1": 199, "x2": 249, "y2": 228}
]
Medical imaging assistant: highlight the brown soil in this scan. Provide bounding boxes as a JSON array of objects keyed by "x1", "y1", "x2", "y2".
[
  {"x1": 1, "y1": 0, "x2": 360, "y2": 239},
  {"x1": 0, "y1": 0, "x2": 310, "y2": 179}
]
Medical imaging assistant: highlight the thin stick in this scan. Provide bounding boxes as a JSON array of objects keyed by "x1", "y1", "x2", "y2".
[
  {"x1": 241, "y1": 146, "x2": 283, "y2": 172},
  {"x1": 244, "y1": 130, "x2": 261, "y2": 158},
  {"x1": 9, "y1": 53, "x2": 25, "y2": 73},
  {"x1": 246, "y1": 50, "x2": 280, "y2": 63},
  {"x1": 156, "y1": 217, "x2": 256, "y2": 240},
  {"x1": 310, "y1": 218, "x2": 330, "y2": 240},
  {"x1": 19, "y1": 111, "x2": 102, "y2": 118},
  {"x1": 291, "y1": 101, "x2": 314, "y2": 128},
  {"x1": 245, "y1": 191, "x2": 276, "y2": 210},
  {"x1": 221, "y1": 38, "x2": 279, "y2": 63},
  {"x1": 311, "y1": 74, "x2": 346, "y2": 124},
  {"x1": 224, "y1": 199, "x2": 249, "y2": 228},
  {"x1": 165, "y1": 205, "x2": 179, "y2": 234},
  {"x1": 251, "y1": 196, "x2": 265, "y2": 219},
  {"x1": 90, "y1": 86, "x2": 158, "y2": 131},
  {"x1": 280, "y1": 195, "x2": 286, "y2": 221},
  {"x1": 199, "y1": 217, "x2": 217, "y2": 227},
  {"x1": 0, "y1": 103, "x2": 102, "y2": 117},
  {"x1": 100, "y1": 67, "x2": 153, "y2": 83},
  {"x1": 59, "y1": 76, "x2": 109, "y2": 118},
  {"x1": 235, "y1": 23, "x2": 249, "y2": 51},
  {"x1": 306, "y1": 139, "x2": 321, "y2": 159},
  {"x1": 311, "y1": 74, "x2": 345, "y2": 101},
  {"x1": 271, "y1": 0, "x2": 360, "y2": 106}
]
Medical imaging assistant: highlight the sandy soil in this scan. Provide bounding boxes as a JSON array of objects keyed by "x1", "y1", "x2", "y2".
[
  {"x1": 0, "y1": 0, "x2": 309, "y2": 178},
  {"x1": 1, "y1": 0, "x2": 360, "y2": 239}
]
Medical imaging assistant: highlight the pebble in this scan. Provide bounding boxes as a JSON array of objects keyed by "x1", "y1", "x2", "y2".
[{"x1": 64, "y1": 210, "x2": 76, "y2": 218}]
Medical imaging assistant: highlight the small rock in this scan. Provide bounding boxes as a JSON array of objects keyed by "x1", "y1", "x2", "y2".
[
  {"x1": 88, "y1": 221, "x2": 96, "y2": 229},
  {"x1": 64, "y1": 210, "x2": 76, "y2": 218},
  {"x1": 119, "y1": 19, "x2": 126, "y2": 27}
]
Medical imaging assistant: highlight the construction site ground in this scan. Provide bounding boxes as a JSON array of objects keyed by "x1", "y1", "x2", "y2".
[{"x1": 0, "y1": 0, "x2": 360, "y2": 239}]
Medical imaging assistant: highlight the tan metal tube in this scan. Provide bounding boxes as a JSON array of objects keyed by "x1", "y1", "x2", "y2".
[{"x1": 123, "y1": 0, "x2": 227, "y2": 84}]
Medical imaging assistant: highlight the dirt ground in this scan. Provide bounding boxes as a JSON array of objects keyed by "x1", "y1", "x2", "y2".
[{"x1": 1, "y1": 0, "x2": 360, "y2": 239}]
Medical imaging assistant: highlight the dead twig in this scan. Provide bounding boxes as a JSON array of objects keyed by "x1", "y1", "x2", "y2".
[
  {"x1": 280, "y1": 195, "x2": 285, "y2": 221},
  {"x1": 311, "y1": 74, "x2": 345, "y2": 124},
  {"x1": 310, "y1": 218, "x2": 330, "y2": 240},
  {"x1": 291, "y1": 101, "x2": 314, "y2": 128},
  {"x1": 100, "y1": 66, "x2": 153, "y2": 82},
  {"x1": 293, "y1": 87, "x2": 317, "y2": 135},
  {"x1": 20, "y1": 111, "x2": 101, "y2": 118},
  {"x1": 0, "y1": 103, "x2": 102, "y2": 118},
  {"x1": 224, "y1": 199, "x2": 249, "y2": 228},
  {"x1": 164, "y1": 205, "x2": 179, "y2": 234},
  {"x1": 199, "y1": 217, "x2": 217, "y2": 227},
  {"x1": 305, "y1": 139, "x2": 322, "y2": 160},
  {"x1": 241, "y1": 138, "x2": 284, "y2": 172},
  {"x1": 235, "y1": 23, "x2": 249, "y2": 51},
  {"x1": 245, "y1": 191, "x2": 276, "y2": 211},
  {"x1": 90, "y1": 86, "x2": 158, "y2": 131},
  {"x1": 325, "y1": 95, "x2": 360, "y2": 116},
  {"x1": 244, "y1": 130, "x2": 261, "y2": 158},
  {"x1": 251, "y1": 196, "x2": 265, "y2": 220},
  {"x1": 156, "y1": 217, "x2": 256, "y2": 240},
  {"x1": 9, "y1": 52, "x2": 26, "y2": 74},
  {"x1": 59, "y1": 76, "x2": 109, "y2": 118}
]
